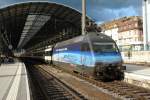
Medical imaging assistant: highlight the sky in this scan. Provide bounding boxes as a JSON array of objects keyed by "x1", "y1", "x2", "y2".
[{"x1": 0, "y1": 0, "x2": 142, "y2": 24}]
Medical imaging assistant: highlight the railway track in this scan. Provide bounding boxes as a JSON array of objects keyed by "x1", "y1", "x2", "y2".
[
  {"x1": 75, "y1": 71, "x2": 150, "y2": 100},
  {"x1": 26, "y1": 63, "x2": 87, "y2": 100},
  {"x1": 80, "y1": 76, "x2": 150, "y2": 99},
  {"x1": 39, "y1": 64, "x2": 150, "y2": 100},
  {"x1": 107, "y1": 81, "x2": 150, "y2": 99}
]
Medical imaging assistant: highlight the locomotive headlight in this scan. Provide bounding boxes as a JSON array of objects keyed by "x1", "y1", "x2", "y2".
[
  {"x1": 117, "y1": 66, "x2": 121, "y2": 70},
  {"x1": 117, "y1": 63, "x2": 122, "y2": 70}
]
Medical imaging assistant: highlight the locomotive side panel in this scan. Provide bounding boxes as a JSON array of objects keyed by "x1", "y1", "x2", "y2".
[
  {"x1": 52, "y1": 40, "x2": 95, "y2": 75},
  {"x1": 52, "y1": 42, "x2": 83, "y2": 72}
]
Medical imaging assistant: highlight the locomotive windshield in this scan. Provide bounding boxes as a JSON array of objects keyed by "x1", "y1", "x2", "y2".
[{"x1": 93, "y1": 42, "x2": 119, "y2": 52}]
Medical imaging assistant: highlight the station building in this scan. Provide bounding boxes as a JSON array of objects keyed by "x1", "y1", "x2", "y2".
[{"x1": 100, "y1": 16, "x2": 143, "y2": 51}]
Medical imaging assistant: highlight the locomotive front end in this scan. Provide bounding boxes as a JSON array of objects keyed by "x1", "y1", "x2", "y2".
[{"x1": 92, "y1": 42, "x2": 125, "y2": 80}]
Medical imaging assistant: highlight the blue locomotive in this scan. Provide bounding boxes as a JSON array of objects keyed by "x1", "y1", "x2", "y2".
[{"x1": 52, "y1": 32, "x2": 125, "y2": 80}]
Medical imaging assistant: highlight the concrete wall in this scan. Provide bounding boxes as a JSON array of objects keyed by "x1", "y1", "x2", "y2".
[{"x1": 121, "y1": 51, "x2": 150, "y2": 64}]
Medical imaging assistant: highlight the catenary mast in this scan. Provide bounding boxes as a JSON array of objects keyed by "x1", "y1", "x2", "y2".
[
  {"x1": 82, "y1": 0, "x2": 86, "y2": 35},
  {"x1": 143, "y1": 0, "x2": 150, "y2": 50}
]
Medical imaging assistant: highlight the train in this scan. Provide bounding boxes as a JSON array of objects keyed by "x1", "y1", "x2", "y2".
[{"x1": 28, "y1": 32, "x2": 126, "y2": 81}]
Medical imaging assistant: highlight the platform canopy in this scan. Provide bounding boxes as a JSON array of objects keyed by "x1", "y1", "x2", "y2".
[{"x1": 0, "y1": 2, "x2": 96, "y2": 50}]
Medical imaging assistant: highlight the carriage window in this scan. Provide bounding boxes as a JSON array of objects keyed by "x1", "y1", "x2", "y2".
[{"x1": 93, "y1": 42, "x2": 118, "y2": 52}]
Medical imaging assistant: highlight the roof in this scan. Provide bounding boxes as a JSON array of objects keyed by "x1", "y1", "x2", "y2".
[
  {"x1": 99, "y1": 16, "x2": 142, "y2": 31},
  {"x1": 0, "y1": 2, "x2": 94, "y2": 50}
]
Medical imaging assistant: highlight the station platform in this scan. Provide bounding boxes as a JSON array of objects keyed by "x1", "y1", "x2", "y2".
[
  {"x1": 124, "y1": 64, "x2": 150, "y2": 89},
  {"x1": 0, "y1": 61, "x2": 30, "y2": 100}
]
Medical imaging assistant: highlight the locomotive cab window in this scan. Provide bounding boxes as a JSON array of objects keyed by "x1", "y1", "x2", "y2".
[{"x1": 93, "y1": 42, "x2": 119, "y2": 52}]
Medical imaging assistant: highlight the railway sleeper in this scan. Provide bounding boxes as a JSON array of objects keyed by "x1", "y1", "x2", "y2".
[
  {"x1": 124, "y1": 95, "x2": 135, "y2": 99},
  {"x1": 50, "y1": 93, "x2": 74, "y2": 98},
  {"x1": 47, "y1": 90, "x2": 65, "y2": 94},
  {"x1": 136, "y1": 92, "x2": 150, "y2": 96}
]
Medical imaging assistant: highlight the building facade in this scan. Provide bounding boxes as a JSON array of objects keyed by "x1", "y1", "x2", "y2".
[
  {"x1": 118, "y1": 16, "x2": 143, "y2": 51},
  {"x1": 100, "y1": 21, "x2": 119, "y2": 44},
  {"x1": 100, "y1": 16, "x2": 143, "y2": 51}
]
